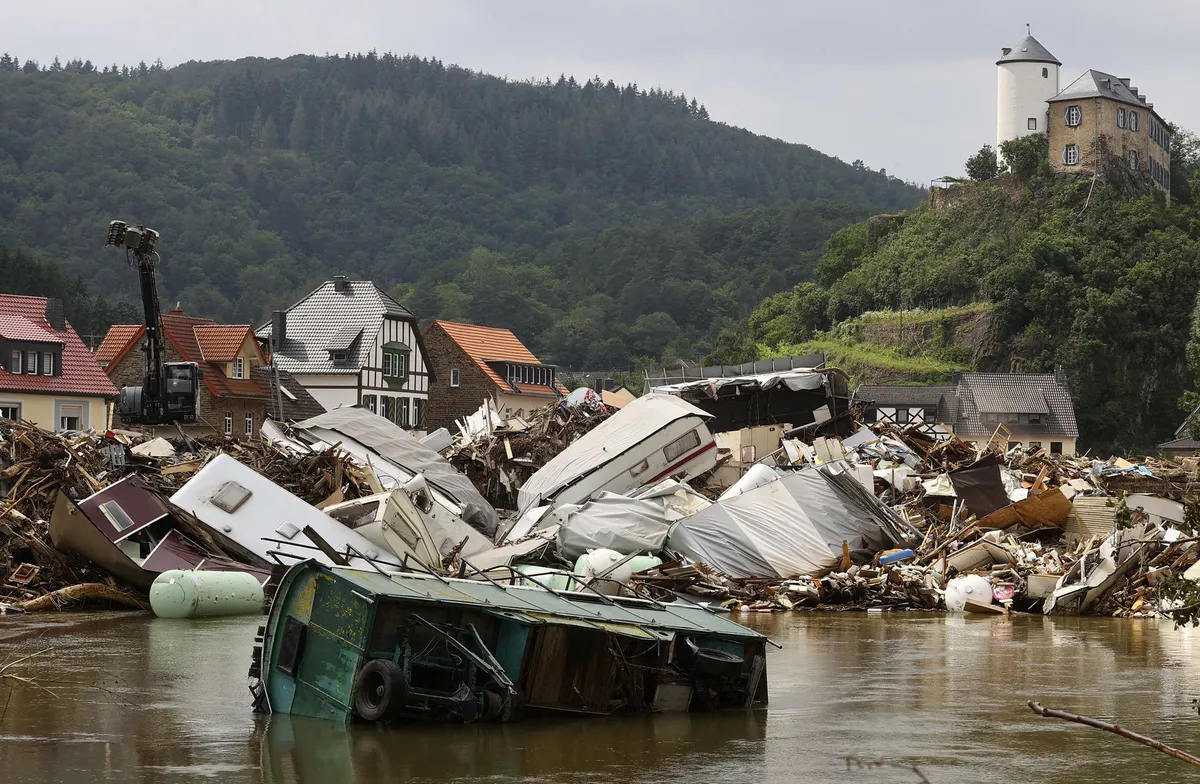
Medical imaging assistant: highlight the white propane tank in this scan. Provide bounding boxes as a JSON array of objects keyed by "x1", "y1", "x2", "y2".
[
  {"x1": 944, "y1": 574, "x2": 993, "y2": 613},
  {"x1": 577, "y1": 548, "x2": 634, "y2": 595},
  {"x1": 150, "y1": 570, "x2": 265, "y2": 619}
]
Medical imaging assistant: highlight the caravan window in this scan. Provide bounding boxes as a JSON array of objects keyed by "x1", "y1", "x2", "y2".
[
  {"x1": 663, "y1": 430, "x2": 701, "y2": 463},
  {"x1": 98, "y1": 500, "x2": 137, "y2": 533}
]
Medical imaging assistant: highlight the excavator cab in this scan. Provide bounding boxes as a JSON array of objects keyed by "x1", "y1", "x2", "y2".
[
  {"x1": 116, "y1": 362, "x2": 200, "y2": 425},
  {"x1": 162, "y1": 362, "x2": 201, "y2": 423}
]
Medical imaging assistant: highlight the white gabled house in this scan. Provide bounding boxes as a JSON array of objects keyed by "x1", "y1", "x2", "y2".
[{"x1": 257, "y1": 277, "x2": 433, "y2": 430}]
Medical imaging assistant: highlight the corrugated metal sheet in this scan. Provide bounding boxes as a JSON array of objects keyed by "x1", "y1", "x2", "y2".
[{"x1": 1069, "y1": 497, "x2": 1118, "y2": 541}]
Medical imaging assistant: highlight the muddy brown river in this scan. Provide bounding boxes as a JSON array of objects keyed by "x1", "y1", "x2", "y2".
[{"x1": 2, "y1": 611, "x2": 1200, "y2": 783}]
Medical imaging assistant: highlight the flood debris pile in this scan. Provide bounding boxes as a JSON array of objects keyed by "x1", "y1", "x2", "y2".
[
  {"x1": 8, "y1": 383, "x2": 1200, "y2": 623},
  {"x1": 443, "y1": 395, "x2": 613, "y2": 510},
  {"x1": 0, "y1": 418, "x2": 368, "y2": 609}
]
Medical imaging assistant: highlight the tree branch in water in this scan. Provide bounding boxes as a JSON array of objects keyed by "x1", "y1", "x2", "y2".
[{"x1": 1027, "y1": 701, "x2": 1200, "y2": 769}]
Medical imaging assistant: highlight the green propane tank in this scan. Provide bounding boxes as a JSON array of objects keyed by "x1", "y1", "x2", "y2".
[{"x1": 150, "y1": 570, "x2": 265, "y2": 619}]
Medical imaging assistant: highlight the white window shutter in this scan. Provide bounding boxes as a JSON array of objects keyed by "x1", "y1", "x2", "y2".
[{"x1": 1062, "y1": 146, "x2": 1067, "y2": 164}]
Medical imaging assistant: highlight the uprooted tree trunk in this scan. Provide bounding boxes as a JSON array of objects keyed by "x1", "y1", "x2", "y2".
[{"x1": 19, "y1": 583, "x2": 149, "y2": 612}]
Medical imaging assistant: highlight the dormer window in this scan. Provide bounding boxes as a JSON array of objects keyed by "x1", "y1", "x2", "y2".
[
  {"x1": 325, "y1": 324, "x2": 364, "y2": 365},
  {"x1": 231, "y1": 357, "x2": 245, "y2": 379},
  {"x1": 6, "y1": 346, "x2": 60, "y2": 375}
]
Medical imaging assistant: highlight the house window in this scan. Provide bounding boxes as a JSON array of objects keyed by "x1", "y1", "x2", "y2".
[
  {"x1": 363, "y1": 394, "x2": 377, "y2": 414},
  {"x1": 382, "y1": 348, "x2": 409, "y2": 383},
  {"x1": 895, "y1": 408, "x2": 910, "y2": 425},
  {"x1": 0, "y1": 404, "x2": 20, "y2": 420},
  {"x1": 1129, "y1": 111, "x2": 1139, "y2": 132},
  {"x1": 9, "y1": 350, "x2": 20, "y2": 373},
  {"x1": 450, "y1": 368, "x2": 460, "y2": 388},
  {"x1": 1117, "y1": 107, "x2": 1126, "y2": 129},
  {"x1": 1063, "y1": 144, "x2": 1079, "y2": 165},
  {"x1": 1028, "y1": 413, "x2": 1042, "y2": 425},
  {"x1": 41, "y1": 352, "x2": 53, "y2": 375},
  {"x1": 1029, "y1": 441, "x2": 1043, "y2": 450},
  {"x1": 1027, "y1": 118, "x2": 1037, "y2": 131},
  {"x1": 25, "y1": 350, "x2": 37, "y2": 374},
  {"x1": 245, "y1": 412, "x2": 254, "y2": 436},
  {"x1": 231, "y1": 357, "x2": 245, "y2": 379},
  {"x1": 58, "y1": 404, "x2": 83, "y2": 432},
  {"x1": 663, "y1": 429, "x2": 702, "y2": 463},
  {"x1": 399, "y1": 397, "x2": 410, "y2": 427},
  {"x1": 1128, "y1": 149, "x2": 1139, "y2": 170},
  {"x1": 1050, "y1": 441, "x2": 1064, "y2": 455},
  {"x1": 224, "y1": 411, "x2": 233, "y2": 435},
  {"x1": 1065, "y1": 105, "x2": 1082, "y2": 127}
]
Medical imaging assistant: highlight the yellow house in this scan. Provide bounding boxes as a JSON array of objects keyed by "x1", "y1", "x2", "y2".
[{"x1": 0, "y1": 295, "x2": 117, "y2": 431}]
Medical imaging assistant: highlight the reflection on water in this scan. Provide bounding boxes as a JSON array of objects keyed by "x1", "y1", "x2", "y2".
[{"x1": 2, "y1": 611, "x2": 1200, "y2": 783}]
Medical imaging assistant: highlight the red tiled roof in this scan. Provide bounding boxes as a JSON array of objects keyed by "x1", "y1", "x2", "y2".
[
  {"x1": 194, "y1": 325, "x2": 257, "y2": 362},
  {"x1": 425, "y1": 320, "x2": 568, "y2": 396},
  {"x1": 0, "y1": 314, "x2": 65, "y2": 344},
  {"x1": 95, "y1": 325, "x2": 143, "y2": 366},
  {"x1": 0, "y1": 295, "x2": 118, "y2": 398},
  {"x1": 98, "y1": 315, "x2": 268, "y2": 400}
]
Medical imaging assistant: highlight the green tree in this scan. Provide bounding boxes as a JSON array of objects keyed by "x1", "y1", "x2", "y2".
[
  {"x1": 965, "y1": 144, "x2": 1000, "y2": 181},
  {"x1": 999, "y1": 133, "x2": 1049, "y2": 180}
]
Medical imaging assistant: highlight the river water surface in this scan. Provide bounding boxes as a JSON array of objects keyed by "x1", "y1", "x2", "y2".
[{"x1": 3, "y1": 611, "x2": 1200, "y2": 783}]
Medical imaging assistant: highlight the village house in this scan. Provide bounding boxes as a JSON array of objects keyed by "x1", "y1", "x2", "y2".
[
  {"x1": 1160, "y1": 408, "x2": 1200, "y2": 458},
  {"x1": 256, "y1": 277, "x2": 431, "y2": 430},
  {"x1": 97, "y1": 310, "x2": 323, "y2": 439},
  {"x1": 996, "y1": 33, "x2": 1171, "y2": 196},
  {"x1": 422, "y1": 320, "x2": 567, "y2": 431},
  {"x1": 856, "y1": 370, "x2": 1079, "y2": 456},
  {"x1": 0, "y1": 294, "x2": 117, "y2": 431}
]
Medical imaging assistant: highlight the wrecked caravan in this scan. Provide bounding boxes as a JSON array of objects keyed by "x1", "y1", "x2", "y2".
[
  {"x1": 514, "y1": 395, "x2": 717, "y2": 519},
  {"x1": 291, "y1": 407, "x2": 499, "y2": 537},
  {"x1": 49, "y1": 476, "x2": 272, "y2": 589},
  {"x1": 169, "y1": 454, "x2": 407, "y2": 573},
  {"x1": 250, "y1": 560, "x2": 768, "y2": 724}
]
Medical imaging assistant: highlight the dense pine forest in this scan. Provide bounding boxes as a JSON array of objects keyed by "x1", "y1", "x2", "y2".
[{"x1": 0, "y1": 52, "x2": 921, "y2": 366}]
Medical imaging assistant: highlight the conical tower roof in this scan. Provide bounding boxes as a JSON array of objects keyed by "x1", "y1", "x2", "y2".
[{"x1": 997, "y1": 35, "x2": 1061, "y2": 66}]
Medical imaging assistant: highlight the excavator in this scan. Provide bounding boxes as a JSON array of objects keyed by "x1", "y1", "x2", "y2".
[{"x1": 105, "y1": 220, "x2": 201, "y2": 426}]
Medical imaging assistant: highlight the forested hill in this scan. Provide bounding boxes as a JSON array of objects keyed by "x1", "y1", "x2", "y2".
[
  {"x1": 718, "y1": 134, "x2": 1200, "y2": 452},
  {"x1": 0, "y1": 52, "x2": 922, "y2": 350}
]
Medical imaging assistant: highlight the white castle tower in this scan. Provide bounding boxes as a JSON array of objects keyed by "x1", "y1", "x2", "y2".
[{"x1": 996, "y1": 29, "x2": 1061, "y2": 150}]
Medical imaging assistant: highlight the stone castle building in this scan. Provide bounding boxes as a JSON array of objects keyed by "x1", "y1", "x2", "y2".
[{"x1": 996, "y1": 32, "x2": 1171, "y2": 195}]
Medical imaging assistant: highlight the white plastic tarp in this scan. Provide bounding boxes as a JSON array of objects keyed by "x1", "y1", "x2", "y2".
[
  {"x1": 665, "y1": 470, "x2": 887, "y2": 579},
  {"x1": 516, "y1": 394, "x2": 711, "y2": 515},
  {"x1": 295, "y1": 407, "x2": 498, "y2": 536},
  {"x1": 555, "y1": 492, "x2": 672, "y2": 560}
]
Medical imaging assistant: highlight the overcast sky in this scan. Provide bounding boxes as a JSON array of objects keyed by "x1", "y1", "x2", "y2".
[{"x1": 8, "y1": 0, "x2": 1197, "y2": 183}]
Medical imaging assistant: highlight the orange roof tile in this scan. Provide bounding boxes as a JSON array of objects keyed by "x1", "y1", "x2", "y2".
[
  {"x1": 96, "y1": 325, "x2": 144, "y2": 367},
  {"x1": 194, "y1": 325, "x2": 256, "y2": 362},
  {"x1": 426, "y1": 320, "x2": 568, "y2": 396}
]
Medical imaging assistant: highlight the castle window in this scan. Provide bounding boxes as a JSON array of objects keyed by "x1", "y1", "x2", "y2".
[
  {"x1": 1117, "y1": 107, "x2": 1126, "y2": 129},
  {"x1": 1042, "y1": 67, "x2": 1048, "y2": 78},
  {"x1": 1065, "y1": 105, "x2": 1082, "y2": 127},
  {"x1": 1130, "y1": 111, "x2": 1139, "y2": 131},
  {"x1": 1063, "y1": 144, "x2": 1079, "y2": 166},
  {"x1": 1027, "y1": 118, "x2": 1037, "y2": 131},
  {"x1": 1128, "y1": 150, "x2": 1139, "y2": 170}
]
